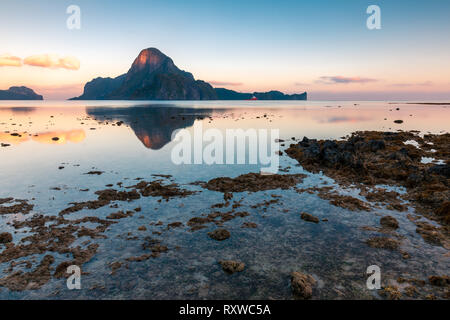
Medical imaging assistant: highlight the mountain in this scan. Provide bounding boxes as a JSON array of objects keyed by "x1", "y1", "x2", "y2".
[
  {"x1": 71, "y1": 48, "x2": 217, "y2": 100},
  {"x1": 72, "y1": 75, "x2": 126, "y2": 100},
  {"x1": 0, "y1": 86, "x2": 43, "y2": 100},
  {"x1": 71, "y1": 47, "x2": 307, "y2": 101},
  {"x1": 215, "y1": 88, "x2": 307, "y2": 100}
]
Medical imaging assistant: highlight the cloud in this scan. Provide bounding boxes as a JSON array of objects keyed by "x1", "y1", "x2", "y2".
[
  {"x1": 23, "y1": 54, "x2": 80, "y2": 70},
  {"x1": 0, "y1": 54, "x2": 22, "y2": 67},
  {"x1": 316, "y1": 76, "x2": 378, "y2": 85},
  {"x1": 208, "y1": 81, "x2": 243, "y2": 86}
]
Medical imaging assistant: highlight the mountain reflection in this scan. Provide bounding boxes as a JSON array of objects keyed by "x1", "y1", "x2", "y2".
[{"x1": 86, "y1": 105, "x2": 214, "y2": 150}]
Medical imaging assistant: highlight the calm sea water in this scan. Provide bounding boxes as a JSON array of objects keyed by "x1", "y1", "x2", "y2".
[{"x1": 0, "y1": 101, "x2": 448, "y2": 299}]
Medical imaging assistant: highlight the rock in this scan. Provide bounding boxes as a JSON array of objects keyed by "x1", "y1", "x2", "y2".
[
  {"x1": 435, "y1": 201, "x2": 450, "y2": 224},
  {"x1": 167, "y1": 221, "x2": 183, "y2": 229},
  {"x1": 415, "y1": 222, "x2": 443, "y2": 246},
  {"x1": 219, "y1": 260, "x2": 245, "y2": 273},
  {"x1": 290, "y1": 271, "x2": 316, "y2": 299},
  {"x1": 428, "y1": 275, "x2": 450, "y2": 287},
  {"x1": 380, "y1": 216, "x2": 399, "y2": 229},
  {"x1": 381, "y1": 286, "x2": 402, "y2": 300},
  {"x1": 223, "y1": 192, "x2": 233, "y2": 201},
  {"x1": 84, "y1": 171, "x2": 104, "y2": 175},
  {"x1": 241, "y1": 222, "x2": 257, "y2": 228},
  {"x1": 365, "y1": 237, "x2": 400, "y2": 250},
  {"x1": 110, "y1": 261, "x2": 122, "y2": 275},
  {"x1": 300, "y1": 212, "x2": 319, "y2": 223},
  {"x1": 0, "y1": 232, "x2": 12, "y2": 243},
  {"x1": 106, "y1": 210, "x2": 133, "y2": 219},
  {"x1": 369, "y1": 139, "x2": 386, "y2": 152},
  {"x1": 203, "y1": 172, "x2": 305, "y2": 193},
  {"x1": 428, "y1": 164, "x2": 450, "y2": 178},
  {"x1": 208, "y1": 228, "x2": 230, "y2": 241}
]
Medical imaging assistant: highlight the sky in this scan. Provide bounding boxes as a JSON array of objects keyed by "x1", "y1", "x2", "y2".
[{"x1": 1, "y1": 0, "x2": 449, "y2": 100}]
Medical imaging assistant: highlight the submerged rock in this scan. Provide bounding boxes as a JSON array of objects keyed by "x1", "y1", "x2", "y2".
[
  {"x1": 300, "y1": 212, "x2": 320, "y2": 223},
  {"x1": 208, "y1": 228, "x2": 230, "y2": 241},
  {"x1": 0, "y1": 232, "x2": 12, "y2": 243},
  {"x1": 203, "y1": 172, "x2": 305, "y2": 193},
  {"x1": 380, "y1": 216, "x2": 399, "y2": 229},
  {"x1": 365, "y1": 237, "x2": 400, "y2": 250},
  {"x1": 290, "y1": 271, "x2": 316, "y2": 299},
  {"x1": 428, "y1": 275, "x2": 450, "y2": 287},
  {"x1": 381, "y1": 286, "x2": 402, "y2": 300},
  {"x1": 415, "y1": 221, "x2": 443, "y2": 246},
  {"x1": 241, "y1": 222, "x2": 257, "y2": 228},
  {"x1": 219, "y1": 260, "x2": 245, "y2": 274}
]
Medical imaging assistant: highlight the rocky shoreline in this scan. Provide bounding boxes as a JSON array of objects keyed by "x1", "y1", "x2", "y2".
[{"x1": 0, "y1": 130, "x2": 449, "y2": 299}]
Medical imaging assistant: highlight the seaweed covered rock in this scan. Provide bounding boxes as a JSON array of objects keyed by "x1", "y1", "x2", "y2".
[
  {"x1": 300, "y1": 212, "x2": 320, "y2": 223},
  {"x1": 365, "y1": 237, "x2": 400, "y2": 250},
  {"x1": 0, "y1": 232, "x2": 13, "y2": 244},
  {"x1": 208, "y1": 228, "x2": 230, "y2": 241},
  {"x1": 286, "y1": 131, "x2": 450, "y2": 231},
  {"x1": 290, "y1": 271, "x2": 316, "y2": 299},
  {"x1": 219, "y1": 260, "x2": 245, "y2": 274},
  {"x1": 380, "y1": 216, "x2": 399, "y2": 229},
  {"x1": 203, "y1": 172, "x2": 305, "y2": 193}
]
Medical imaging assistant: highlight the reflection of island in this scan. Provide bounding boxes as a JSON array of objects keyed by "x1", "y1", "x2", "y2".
[{"x1": 86, "y1": 105, "x2": 214, "y2": 150}]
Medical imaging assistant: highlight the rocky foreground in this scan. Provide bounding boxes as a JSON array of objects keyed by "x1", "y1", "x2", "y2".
[
  {"x1": 286, "y1": 131, "x2": 449, "y2": 247},
  {"x1": 0, "y1": 129, "x2": 449, "y2": 299}
]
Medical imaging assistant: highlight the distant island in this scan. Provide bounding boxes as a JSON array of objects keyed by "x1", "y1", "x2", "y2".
[
  {"x1": 0, "y1": 86, "x2": 43, "y2": 100},
  {"x1": 71, "y1": 48, "x2": 307, "y2": 101}
]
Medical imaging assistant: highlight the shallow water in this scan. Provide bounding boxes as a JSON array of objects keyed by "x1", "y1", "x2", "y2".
[{"x1": 0, "y1": 100, "x2": 449, "y2": 299}]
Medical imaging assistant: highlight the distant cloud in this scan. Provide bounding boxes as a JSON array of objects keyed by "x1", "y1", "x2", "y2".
[
  {"x1": 294, "y1": 82, "x2": 309, "y2": 86},
  {"x1": 23, "y1": 54, "x2": 80, "y2": 70},
  {"x1": 390, "y1": 81, "x2": 433, "y2": 87},
  {"x1": 208, "y1": 81, "x2": 243, "y2": 86},
  {"x1": 0, "y1": 54, "x2": 22, "y2": 67},
  {"x1": 317, "y1": 76, "x2": 378, "y2": 85}
]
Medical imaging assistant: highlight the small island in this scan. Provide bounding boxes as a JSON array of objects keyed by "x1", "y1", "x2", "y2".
[{"x1": 0, "y1": 86, "x2": 43, "y2": 100}]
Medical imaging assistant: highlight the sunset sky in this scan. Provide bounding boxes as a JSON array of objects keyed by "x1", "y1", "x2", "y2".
[{"x1": 1, "y1": 0, "x2": 449, "y2": 100}]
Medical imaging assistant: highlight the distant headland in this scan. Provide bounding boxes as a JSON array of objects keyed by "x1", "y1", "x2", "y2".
[
  {"x1": 70, "y1": 48, "x2": 307, "y2": 101},
  {"x1": 0, "y1": 86, "x2": 43, "y2": 100}
]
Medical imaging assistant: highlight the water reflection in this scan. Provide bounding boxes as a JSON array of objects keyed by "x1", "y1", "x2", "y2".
[
  {"x1": 86, "y1": 105, "x2": 214, "y2": 150},
  {"x1": 0, "y1": 129, "x2": 86, "y2": 145}
]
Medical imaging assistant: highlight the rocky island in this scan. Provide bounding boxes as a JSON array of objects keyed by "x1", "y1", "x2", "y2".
[
  {"x1": 71, "y1": 48, "x2": 307, "y2": 101},
  {"x1": 0, "y1": 86, "x2": 43, "y2": 100}
]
